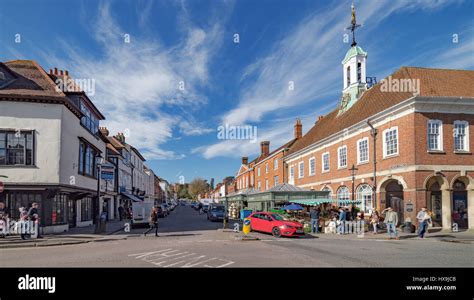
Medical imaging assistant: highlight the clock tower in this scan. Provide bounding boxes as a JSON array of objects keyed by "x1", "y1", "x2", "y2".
[{"x1": 340, "y1": 3, "x2": 367, "y2": 113}]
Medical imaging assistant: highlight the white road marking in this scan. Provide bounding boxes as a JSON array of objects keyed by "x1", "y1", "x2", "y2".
[{"x1": 128, "y1": 248, "x2": 235, "y2": 268}]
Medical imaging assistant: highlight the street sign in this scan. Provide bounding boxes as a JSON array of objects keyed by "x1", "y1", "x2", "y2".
[
  {"x1": 0, "y1": 181, "x2": 4, "y2": 193},
  {"x1": 101, "y1": 171, "x2": 114, "y2": 181}
]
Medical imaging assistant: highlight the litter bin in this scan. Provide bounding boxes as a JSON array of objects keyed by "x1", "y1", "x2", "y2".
[{"x1": 240, "y1": 209, "x2": 252, "y2": 221}]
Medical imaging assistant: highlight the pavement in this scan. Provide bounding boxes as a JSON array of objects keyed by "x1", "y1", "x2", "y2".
[{"x1": 0, "y1": 205, "x2": 473, "y2": 267}]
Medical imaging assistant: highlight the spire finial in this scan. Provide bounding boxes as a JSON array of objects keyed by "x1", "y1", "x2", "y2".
[{"x1": 346, "y1": 2, "x2": 361, "y2": 47}]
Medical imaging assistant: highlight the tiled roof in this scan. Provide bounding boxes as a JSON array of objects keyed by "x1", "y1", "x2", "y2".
[
  {"x1": 0, "y1": 60, "x2": 65, "y2": 98},
  {"x1": 251, "y1": 138, "x2": 298, "y2": 165},
  {"x1": 288, "y1": 67, "x2": 474, "y2": 156},
  {"x1": 0, "y1": 60, "x2": 90, "y2": 119},
  {"x1": 108, "y1": 136, "x2": 125, "y2": 149}
]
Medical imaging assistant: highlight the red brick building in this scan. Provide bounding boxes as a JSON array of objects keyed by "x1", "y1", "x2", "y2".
[
  {"x1": 234, "y1": 119, "x2": 302, "y2": 192},
  {"x1": 284, "y1": 49, "x2": 474, "y2": 230}
]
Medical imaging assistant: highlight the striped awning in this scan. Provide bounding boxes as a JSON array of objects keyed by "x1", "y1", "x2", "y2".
[
  {"x1": 337, "y1": 200, "x2": 362, "y2": 205},
  {"x1": 290, "y1": 199, "x2": 334, "y2": 205},
  {"x1": 289, "y1": 199, "x2": 362, "y2": 206}
]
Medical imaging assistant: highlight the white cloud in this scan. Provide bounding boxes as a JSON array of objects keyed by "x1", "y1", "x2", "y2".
[
  {"x1": 40, "y1": 2, "x2": 228, "y2": 160},
  {"x1": 199, "y1": 0, "x2": 468, "y2": 159}
]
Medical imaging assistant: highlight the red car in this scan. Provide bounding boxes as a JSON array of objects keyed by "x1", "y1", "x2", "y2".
[{"x1": 248, "y1": 212, "x2": 304, "y2": 237}]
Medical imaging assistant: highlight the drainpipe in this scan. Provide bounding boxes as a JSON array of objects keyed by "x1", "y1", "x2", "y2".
[{"x1": 367, "y1": 120, "x2": 378, "y2": 211}]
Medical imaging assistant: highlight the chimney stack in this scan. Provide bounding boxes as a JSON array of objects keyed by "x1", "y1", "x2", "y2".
[
  {"x1": 49, "y1": 69, "x2": 53, "y2": 75},
  {"x1": 294, "y1": 118, "x2": 302, "y2": 139},
  {"x1": 116, "y1": 132, "x2": 125, "y2": 143},
  {"x1": 99, "y1": 127, "x2": 110, "y2": 137},
  {"x1": 316, "y1": 115, "x2": 324, "y2": 124},
  {"x1": 54, "y1": 68, "x2": 58, "y2": 75},
  {"x1": 242, "y1": 157, "x2": 248, "y2": 165},
  {"x1": 65, "y1": 70, "x2": 69, "y2": 76},
  {"x1": 60, "y1": 70, "x2": 64, "y2": 76},
  {"x1": 260, "y1": 141, "x2": 270, "y2": 156}
]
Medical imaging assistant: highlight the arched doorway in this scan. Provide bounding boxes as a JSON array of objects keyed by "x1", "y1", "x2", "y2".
[
  {"x1": 452, "y1": 179, "x2": 468, "y2": 229},
  {"x1": 426, "y1": 181, "x2": 442, "y2": 227},
  {"x1": 385, "y1": 180, "x2": 404, "y2": 222}
]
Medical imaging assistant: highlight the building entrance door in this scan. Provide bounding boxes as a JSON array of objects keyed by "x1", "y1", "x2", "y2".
[
  {"x1": 452, "y1": 180, "x2": 468, "y2": 229},
  {"x1": 385, "y1": 180, "x2": 404, "y2": 222},
  {"x1": 67, "y1": 199, "x2": 76, "y2": 228}
]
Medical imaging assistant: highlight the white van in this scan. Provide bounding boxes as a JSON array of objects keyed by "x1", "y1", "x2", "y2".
[{"x1": 131, "y1": 201, "x2": 154, "y2": 227}]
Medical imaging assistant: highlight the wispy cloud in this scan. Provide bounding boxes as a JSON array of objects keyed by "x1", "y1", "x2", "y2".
[
  {"x1": 40, "y1": 2, "x2": 229, "y2": 160},
  {"x1": 198, "y1": 0, "x2": 469, "y2": 159}
]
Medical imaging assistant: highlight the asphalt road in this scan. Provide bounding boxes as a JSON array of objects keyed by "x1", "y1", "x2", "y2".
[{"x1": 1, "y1": 205, "x2": 473, "y2": 268}]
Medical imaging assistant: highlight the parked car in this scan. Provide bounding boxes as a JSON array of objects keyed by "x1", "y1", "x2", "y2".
[
  {"x1": 207, "y1": 204, "x2": 228, "y2": 222},
  {"x1": 161, "y1": 203, "x2": 170, "y2": 215},
  {"x1": 248, "y1": 212, "x2": 304, "y2": 237},
  {"x1": 156, "y1": 205, "x2": 166, "y2": 218}
]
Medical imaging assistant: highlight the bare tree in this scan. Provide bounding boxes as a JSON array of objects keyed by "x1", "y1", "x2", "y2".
[{"x1": 188, "y1": 178, "x2": 209, "y2": 200}]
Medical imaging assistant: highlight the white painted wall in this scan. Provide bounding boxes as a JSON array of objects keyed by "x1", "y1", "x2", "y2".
[
  {"x1": 59, "y1": 105, "x2": 106, "y2": 191},
  {"x1": 0, "y1": 101, "x2": 61, "y2": 183}
]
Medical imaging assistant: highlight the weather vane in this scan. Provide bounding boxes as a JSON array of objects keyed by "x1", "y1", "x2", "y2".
[{"x1": 346, "y1": 2, "x2": 361, "y2": 47}]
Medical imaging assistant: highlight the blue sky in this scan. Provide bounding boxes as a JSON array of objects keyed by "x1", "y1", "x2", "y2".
[{"x1": 1, "y1": 0, "x2": 473, "y2": 184}]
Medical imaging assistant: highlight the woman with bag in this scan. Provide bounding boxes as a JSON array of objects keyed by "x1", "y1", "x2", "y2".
[
  {"x1": 144, "y1": 207, "x2": 159, "y2": 237},
  {"x1": 370, "y1": 210, "x2": 380, "y2": 234}
]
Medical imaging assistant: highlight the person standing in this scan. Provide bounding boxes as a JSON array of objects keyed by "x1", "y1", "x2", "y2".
[
  {"x1": 370, "y1": 210, "x2": 380, "y2": 234},
  {"x1": 27, "y1": 202, "x2": 42, "y2": 238},
  {"x1": 19, "y1": 207, "x2": 29, "y2": 240},
  {"x1": 338, "y1": 207, "x2": 346, "y2": 235},
  {"x1": 310, "y1": 207, "x2": 321, "y2": 234},
  {"x1": 118, "y1": 205, "x2": 124, "y2": 221},
  {"x1": 383, "y1": 207, "x2": 399, "y2": 240},
  {"x1": 0, "y1": 202, "x2": 8, "y2": 218},
  {"x1": 416, "y1": 207, "x2": 431, "y2": 238},
  {"x1": 144, "y1": 207, "x2": 159, "y2": 237}
]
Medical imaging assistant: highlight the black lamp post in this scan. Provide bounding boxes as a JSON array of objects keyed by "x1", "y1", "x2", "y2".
[
  {"x1": 350, "y1": 164, "x2": 358, "y2": 202},
  {"x1": 367, "y1": 120, "x2": 378, "y2": 210},
  {"x1": 94, "y1": 154, "x2": 104, "y2": 233}
]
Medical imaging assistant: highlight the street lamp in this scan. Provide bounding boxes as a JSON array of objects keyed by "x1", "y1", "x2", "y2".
[
  {"x1": 367, "y1": 120, "x2": 378, "y2": 210},
  {"x1": 350, "y1": 164, "x2": 358, "y2": 202},
  {"x1": 94, "y1": 154, "x2": 104, "y2": 233}
]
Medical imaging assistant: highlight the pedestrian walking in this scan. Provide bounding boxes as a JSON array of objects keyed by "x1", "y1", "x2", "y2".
[
  {"x1": 144, "y1": 207, "x2": 159, "y2": 237},
  {"x1": 118, "y1": 205, "x2": 124, "y2": 221},
  {"x1": 338, "y1": 207, "x2": 346, "y2": 234},
  {"x1": 416, "y1": 207, "x2": 431, "y2": 238},
  {"x1": 198, "y1": 202, "x2": 203, "y2": 215},
  {"x1": 382, "y1": 207, "x2": 399, "y2": 240},
  {"x1": 310, "y1": 206, "x2": 321, "y2": 234},
  {"x1": 27, "y1": 202, "x2": 42, "y2": 238},
  {"x1": 370, "y1": 210, "x2": 380, "y2": 234}
]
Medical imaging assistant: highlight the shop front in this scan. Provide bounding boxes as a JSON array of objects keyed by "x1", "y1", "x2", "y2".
[{"x1": 0, "y1": 185, "x2": 96, "y2": 234}]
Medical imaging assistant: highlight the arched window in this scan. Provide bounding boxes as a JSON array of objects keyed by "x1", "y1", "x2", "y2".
[
  {"x1": 357, "y1": 62, "x2": 362, "y2": 82},
  {"x1": 346, "y1": 66, "x2": 351, "y2": 87},
  {"x1": 356, "y1": 184, "x2": 373, "y2": 213},
  {"x1": 337, "y1": 186, "x2": 350, "y2": 206},
  {"x1": 322, "y1": 186, "x2": 332, "y2": 199}
]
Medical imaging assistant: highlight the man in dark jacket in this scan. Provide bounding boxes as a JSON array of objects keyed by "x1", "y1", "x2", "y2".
[
  {"x1": 28, "y1": 202, "x2": 42, "y2": 238},
  {"x1": 310, "y1": 207, "x2": 321, "y2": 234}
]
